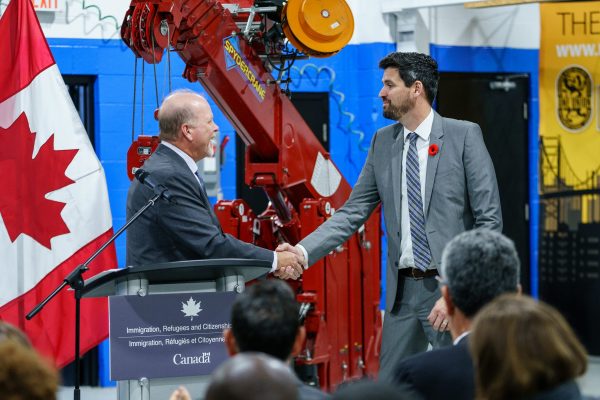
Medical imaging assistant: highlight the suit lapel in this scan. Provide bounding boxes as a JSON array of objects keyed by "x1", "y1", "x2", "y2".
[
  {"x1": 159, "y1": 144, "x2": 223, "y2": 231},
  {"x1": 424, "y1": 113, "x2": 444, "y2": 216},
  {"x1": 391, "y1": 123, "x2": 404, "y2": 223}
]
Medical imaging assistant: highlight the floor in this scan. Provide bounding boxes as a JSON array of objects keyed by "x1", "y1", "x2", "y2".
[{"x1": 58, "y1": 356, "x2": 600, "y2": 400}]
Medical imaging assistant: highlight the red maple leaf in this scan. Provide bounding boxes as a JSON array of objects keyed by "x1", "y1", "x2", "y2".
[{"x1": 0, "y1": 112, "x2": 78, "y2": 249}]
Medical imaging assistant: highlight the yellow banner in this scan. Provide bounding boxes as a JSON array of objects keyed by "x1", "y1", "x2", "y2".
[{"x1": 540, "y1": 2, "x2": 600, "y2": 192}]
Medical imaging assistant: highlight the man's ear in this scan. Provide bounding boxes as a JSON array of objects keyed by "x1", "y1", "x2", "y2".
[
  {"x1": 223, "y1": 328, "x2": 238, "y2": 356},
  {"x1": 290, "y1": 326, "x2": 306, "y2": 357},
  {"x1": 441, "y1": 286, "x2": 456, "y2": 316},
  {"x1": 413, "y1": 80, "x2": 423, "y2": 97},
  {"x1": 180, "y1": 124, "x2": 192, "y2": 141}
]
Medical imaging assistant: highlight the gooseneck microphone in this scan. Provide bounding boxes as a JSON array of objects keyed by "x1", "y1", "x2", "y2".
[{"x1": 134, "y1": 168, "x2": 174, "y2": 202}]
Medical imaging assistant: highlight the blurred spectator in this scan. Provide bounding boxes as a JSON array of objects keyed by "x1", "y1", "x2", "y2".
[
  {"x1": 0, "y1": 339, "x2": 59, "y2": 400},
  {"x1": 0, "y1": 321, "x2": 32, "y2": 348},
  {"x1": 333, "y1": 379, "x2": 422, "y2": 400},
  {"x1": 392, "y1": 229, "x2": 520, "y2": 400},
  {"x1": 168, "y1": 386, "x2": 191, "y2": 400},
  {"x1": 470, "y1": 294, "x2": 587, "y2": 400},
  {"x1": 205, "y1": 352, "x2": 298, "y2": 400},
  {"x1": 224, "y1": 280, "x2": 329, "y2": 399}
]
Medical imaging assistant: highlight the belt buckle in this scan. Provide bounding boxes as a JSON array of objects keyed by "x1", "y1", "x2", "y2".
[{"x1": 411, "y1": 268, "x2": 423, "y2": 280}]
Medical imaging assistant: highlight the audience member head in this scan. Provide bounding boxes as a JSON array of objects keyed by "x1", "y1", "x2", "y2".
[
  {"x1": 205, "y1": 352, "x2": 298, "y2": 400},
  {"x1": 333, "y1": 379, "x2": 422, "y2": 400},
  {"x1": 0, "y1": 321, "x2": 32, "y2": 348},
  {"x1": 439, "y1": 229, "x2": 520, "y2": 337},
  {"x1": 225, "y1": 280, "x2": 303, "y2": 361},
  {"x1": 0, "y1": 339, "x2": 59, "y2": 400},
  {"x1": 157, "y1": 89, "x2": 218, "y2": 161},
  {"x1": 470, "y1": 294, "x2": 587, "y2": 400}
]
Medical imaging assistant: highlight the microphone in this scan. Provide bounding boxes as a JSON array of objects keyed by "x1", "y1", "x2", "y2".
[{"x1": 134, "y1": 168, "x2": 174, "y2": 202}]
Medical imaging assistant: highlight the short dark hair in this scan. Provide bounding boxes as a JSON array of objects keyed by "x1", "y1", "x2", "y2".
[
  {"x1": 378, "y1": 52, "x2": 439, "y2": 105},
  {"x1": 440, "y1": 229, "x2": 520, "y2": 318},
  {"x1": 231, "y1": 280, "x2": 300, "y2": 361}
]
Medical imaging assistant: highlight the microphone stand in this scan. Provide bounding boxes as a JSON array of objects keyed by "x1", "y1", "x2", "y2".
[{"x1": 27, "y1": 187, "x2": 169, "y2": 400}]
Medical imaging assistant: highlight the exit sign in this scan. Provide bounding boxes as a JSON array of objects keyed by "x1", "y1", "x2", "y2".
[{"x1": 32, "y1": 0, "x2": 63, "y2": 12}]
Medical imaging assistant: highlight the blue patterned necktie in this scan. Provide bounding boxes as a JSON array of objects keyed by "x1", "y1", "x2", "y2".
[
  {"x1": 194, "y1": 171, "x2": 206, "y2": 193},
  {"x1": 406, "y1": 132, "x2": 432, "y2": 271},
  {"x1": 195, "y1": 170, "x2": 223, "y2": 232}
]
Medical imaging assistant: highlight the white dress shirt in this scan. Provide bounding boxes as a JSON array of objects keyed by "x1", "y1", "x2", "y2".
[{"x1": 399, "y1": 108, "x2": 434, "y2": 269}]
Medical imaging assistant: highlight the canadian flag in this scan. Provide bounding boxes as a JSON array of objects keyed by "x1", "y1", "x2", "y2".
[{"x1": 0, "y1": 0, "x2": 117, "y2": 367}]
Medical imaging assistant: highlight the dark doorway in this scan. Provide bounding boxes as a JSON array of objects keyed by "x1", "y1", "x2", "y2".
[
  {"x1": 236, "y1": 92, "x2": 329, "y2": 214},
  {"x1": 60, "y1": 74, "x2": 99, "y2": 386},
  {"x1": 437, "y1": 72, "x2": 530, "y2": 291},
  {"x1": 63, "y1": 75, "x2": 95, "y2": 147}
]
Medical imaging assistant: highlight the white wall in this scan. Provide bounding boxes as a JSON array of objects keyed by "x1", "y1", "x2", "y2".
[
  {"x1": 429, "y1": 3, "x2": 539, "y2": 49},
  {"x1": 0, "y1": 0, "x2": 125, "y2": 39},
  {"x1": 346, "y1": 0, "x2": 394, "y2": 44},
  {"x1": 1, "y1": 0, "x2": 395, "y2": 43}
]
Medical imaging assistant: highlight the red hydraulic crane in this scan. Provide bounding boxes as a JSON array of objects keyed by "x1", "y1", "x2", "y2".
[{"x1": 121, "y1": 0, "x2": 382, "y2": 389}]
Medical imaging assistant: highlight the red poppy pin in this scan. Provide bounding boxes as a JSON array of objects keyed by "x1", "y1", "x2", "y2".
[{"x1": 428, "y1": 144, "x2": 439, "y2": 156}]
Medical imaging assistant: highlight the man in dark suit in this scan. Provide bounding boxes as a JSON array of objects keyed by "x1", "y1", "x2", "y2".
[
  {"x1": 126, "y1": 90, "x2": 302, "y2": 277},
  {"x1": 392, "y1": 229, "x2": 521, "y2": 400},
  {"x1": 278, "y1": 52, "x2": 502, "y2": 379},
  {"x1": 224, "y1": 280, "x2": 330, "y2": 400}
]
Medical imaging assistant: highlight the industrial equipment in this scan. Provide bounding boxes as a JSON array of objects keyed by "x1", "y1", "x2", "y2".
[{"x1": 121, "y1": 0, "x2": 381, "y2": 389}]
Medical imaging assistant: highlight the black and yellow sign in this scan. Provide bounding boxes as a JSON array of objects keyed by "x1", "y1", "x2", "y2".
[
  {"x1": 540, "y1": 2, "x2": 600, "y2": 193},
  {"x1": 223, "y1": 35, "x2": 266, "y2": 102}
]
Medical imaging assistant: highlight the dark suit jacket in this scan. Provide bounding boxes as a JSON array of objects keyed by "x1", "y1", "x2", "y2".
[
  {"x1": 392, "y1": 335, "x2": 474, "y2": 400},
  {"x1": 126, "y1": 144, "x2": 273, "y2": 266},
  {"x1": 297, "y1": 377, "x2": 330, "y2": 400}
]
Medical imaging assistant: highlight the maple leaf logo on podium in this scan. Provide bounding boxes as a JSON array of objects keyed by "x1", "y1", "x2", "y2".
[
  {"x1": 181, "y1": 297, "x2": 202, "y2": 321},
  {"x1": 0, "y1": 112, "x2": 78, "y2": 249}
]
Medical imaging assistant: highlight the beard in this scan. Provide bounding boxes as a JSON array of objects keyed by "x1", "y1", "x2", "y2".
[{"x1": 383, "y1": 97, "x2": 415, "y2": 121}]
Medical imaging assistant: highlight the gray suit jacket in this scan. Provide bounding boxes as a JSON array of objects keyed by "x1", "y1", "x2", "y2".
[
  {"x1": 126, "y1": 144, "x2": 273, "y2": 266},
  {"x1": 300, "y1": 112, "x2": 502, "y2": 310}
]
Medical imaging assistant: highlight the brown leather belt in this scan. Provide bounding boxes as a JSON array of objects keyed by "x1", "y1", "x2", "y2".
[{"x1": 398, "y1": 268, "x2": 438, "y2": 279}]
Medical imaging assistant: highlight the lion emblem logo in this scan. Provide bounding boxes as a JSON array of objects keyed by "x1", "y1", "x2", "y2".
[{"x1": 557, "y1": 66, "x2": 592, "y2": 131}]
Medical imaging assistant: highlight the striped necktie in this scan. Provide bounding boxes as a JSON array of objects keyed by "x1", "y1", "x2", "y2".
[{"x1": 406, "y1": 132, "x2": 432, "y2": 271}]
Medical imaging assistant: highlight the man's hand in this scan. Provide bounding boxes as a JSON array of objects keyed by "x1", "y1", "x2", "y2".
[
  {"x1": 273, "y1": 250, "x2": 303, "y2": 280},
  {"x1": 276, "y1": 243, "x2": 307, "y2": 266},
  {"x1": 169, "y1": 386, "x2": 191, "y2": 400},
  {"x1": 427, "y1": 297, "x2": 450, "y2": 332}
]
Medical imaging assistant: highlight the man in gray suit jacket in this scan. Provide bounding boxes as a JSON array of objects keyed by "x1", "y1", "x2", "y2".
[
  {"x1": 278, "y1": 52, "x2": 502, "y2": 380},
  {"x1": 126, "y1": 90, "x2": 302, "y2": 276}
]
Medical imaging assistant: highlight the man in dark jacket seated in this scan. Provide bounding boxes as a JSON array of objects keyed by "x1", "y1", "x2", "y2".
[
  {"x1": 391, "y1": 229, "x2": 521, "y2": 400},
  {"x1": 224, "y1": 280, "x2": 330, "y2": 400}
]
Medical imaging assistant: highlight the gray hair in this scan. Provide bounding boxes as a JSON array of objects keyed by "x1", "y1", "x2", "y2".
[
  {"x1": 440, "y1": 229, "x2": 520, "y2": 318},
  {"x1": 157, "y1": 89, "x2": 203, "y2": 141}
]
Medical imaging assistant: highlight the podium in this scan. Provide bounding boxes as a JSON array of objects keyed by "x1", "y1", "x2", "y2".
[{"x1": 82, "y1": 258, "x2": 271, "y2": 400}]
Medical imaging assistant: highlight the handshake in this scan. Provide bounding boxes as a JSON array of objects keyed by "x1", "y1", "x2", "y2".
[{"x1": 273, "y1": 243, "x2": 307, "y2": 280}]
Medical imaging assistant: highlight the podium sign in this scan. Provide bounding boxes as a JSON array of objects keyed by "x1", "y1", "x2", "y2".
[{"x1": 109, "y1": 291, "x2": 236, "y2": 380}]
